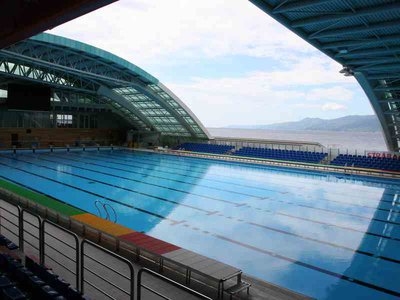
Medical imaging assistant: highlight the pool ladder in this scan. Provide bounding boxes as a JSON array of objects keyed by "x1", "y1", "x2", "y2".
[{"x1": 94, "y1": 200, "x2": 117, "y2": 223}]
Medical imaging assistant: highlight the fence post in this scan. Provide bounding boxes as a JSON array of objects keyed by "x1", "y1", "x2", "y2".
[{"x1": 17, "y1": 206, "x2": 23, "y2": 252}]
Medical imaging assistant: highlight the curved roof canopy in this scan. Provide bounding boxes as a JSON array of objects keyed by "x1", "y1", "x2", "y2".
[
  {"x1": 251, "y1": 0, "x2": 400, "y2": 151},
  {"x1": 0, "y1": 33, "x2": 210, "y2": 139}
]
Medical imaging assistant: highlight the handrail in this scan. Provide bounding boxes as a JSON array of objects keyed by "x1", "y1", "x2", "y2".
[
  {"x1": 81, "y1": 239, "x2": 135, "y2": 300},
  {"x1": 0, "y1": 146, "x2": 120, "y2": 155},
  {"x1": 137, "y1": 268, "x2": 212, "y2": 300},
  {"x1": 104, "y1": 203, "x2": 117, "y2": 223},
  {"x1": 0, "y1": 202, "x2": 20, "y2": 246},
  {"x1": 42, "y1": 219, "x2": 80, "y2": 290},
  {"x1": 95, "y1": 200, "x2": 117, "y2": 223},
  {"x1": 0, "y1": 198, "x2": 212, "y2": 300},
  {"x1": 21, "y1": 208, "x2": 43, "y2": 263},
  {"x1": 94, "y1": 200, "x2": 105, "y2": 219}
]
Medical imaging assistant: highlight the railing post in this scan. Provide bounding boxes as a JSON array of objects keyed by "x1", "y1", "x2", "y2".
[
  {"x1": 137, "y1": 269, "x2": 142, "y2": 300},
  {"x1": 39, "y1": 217, "x2": 44, "y2": 265},
  {"x1": 80, "y1": 241, "x2": 84, "y2": 294},
  {"x1": 17, "y1": 206, "x2": 23, "y2": 252}
]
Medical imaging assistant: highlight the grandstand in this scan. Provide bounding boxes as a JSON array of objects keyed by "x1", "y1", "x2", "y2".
[
  {"x1": 331, "y1": 154, "x2": 400, "y2": 172},
  {"x1": 232, "y1": 147, "x2": 327, "y2": 164},
  {"x1": 176, "y1": 143, "x2": 235, "y2": 155},
  {"x1": 0, "y1": 1, "x2": 399, "y2": 300}
]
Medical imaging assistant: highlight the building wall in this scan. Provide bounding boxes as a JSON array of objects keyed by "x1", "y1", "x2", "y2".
[
  {"x1": 0, "y1": 128, "x2": 125, "y2": 148},
  {"x1": 0, "y1": 110, "x2": 129, "y2": 129}
]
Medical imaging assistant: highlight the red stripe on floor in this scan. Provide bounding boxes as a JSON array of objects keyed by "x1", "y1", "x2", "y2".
[{"x1": 120, "y1": 232, "x2": 180, "y2": 255}]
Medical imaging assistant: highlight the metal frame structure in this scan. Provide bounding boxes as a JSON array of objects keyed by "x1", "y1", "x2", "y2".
[
  {"x1": 250, "y1": 0, "x2": 400, "y2": 151},
  {"x1": 0, "y1": 33, "x2": 210, "y2": 139},
  {"x1": 81, "y1": 239, "x2": 135, "y2": 300},
  {"x1": 137, "y1": 268, "x2": 212, "y2": 300},
  {"x1": 42, "y1": 219, "x2": 80, "y2": 290},
  {"x1": 0, "y1": 199, "x2": 211, "y2": 300}
]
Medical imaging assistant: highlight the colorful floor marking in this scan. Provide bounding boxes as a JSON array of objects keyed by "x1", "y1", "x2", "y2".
[
  {"x1": 0, "y1": 178, "x2": 181, "y2": 256},
  {"x1": 0, "y1": 178, "x2": 84, "y2": 216},
  {"x1": 71, "y1": 213, "x2": 134, "y2": 236},
  {"x1": 120, "y1": 231, "x2": 180, "y2": 255}
]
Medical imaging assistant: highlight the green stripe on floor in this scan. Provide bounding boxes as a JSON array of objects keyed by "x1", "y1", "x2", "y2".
[{"x1": 0, "y1": 178, "x2": 84, "y2": 216}]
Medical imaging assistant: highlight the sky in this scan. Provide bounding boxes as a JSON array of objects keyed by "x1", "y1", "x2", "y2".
[{"x1": 48, "y1": 0, "x2": 374, "y2": 128}]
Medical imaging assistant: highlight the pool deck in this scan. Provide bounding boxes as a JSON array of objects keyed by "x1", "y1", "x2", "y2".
[{"x1": 0, "y1": 170, "x2": 311, "y2": 300}]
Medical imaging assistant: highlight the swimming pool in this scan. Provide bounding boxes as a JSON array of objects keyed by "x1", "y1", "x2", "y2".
[{"x1": 0, "y1": 149, "x2": 398, "y2": 300}]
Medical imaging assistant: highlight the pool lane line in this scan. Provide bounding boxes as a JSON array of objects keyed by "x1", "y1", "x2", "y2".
[
  {"x1": 104, "y1": 152, "x2": 400, "y2": 209},
  {"x1": 47, "y1": 152, "x2": 399, "y2": 215},
  {"x1": 127, "y1": 150, "x2": 400, "y2": 196},
  {"x1": 123, "y1": 152, "x2": 400, "y2": 202},
  {"x1": 28, "y1": 155, "x2": 245, "y2": 207},
  {"x1": 0, "y1": 161, "x2": 178, "y2": 225},
  {"x1": 2, "y1": 160, "x2": 400, "y2": 295},
  {"x1": 112, "y1": 151, "x2": 400, "y2": 199},
  {"x1": 76, "y1": 151, "x2": 400, "y2": 206},
  {"x1": 0, "y1": 156, "x2": 213, "y2": 215},
  {"x1": 214, "y1": 234, "x2": 400, "y2": 298},
  {"x1": 136, "y1": 149, "x2": 399, "y2": 186},
  {"x1": 5, "y1": 156, "x2": 400, "y2": 265},
  {"x1": 65, "y1": 151, "x2": 400, "y2": 206},
  {"x1": 36, "y1": 153, "x2": 400, "y2": 223},
  {"x1": 0, "y1": 159, "x2": 400, "y2": 296},
  {"x1": 128, "y1": 152, "x2": 400, "y2": 203},
  {"x1": 29, "y1": 154, "x2": 400, "y2": 240},
  {"x1": 57, "y1": 152, "x2": 282, "y2": 196},
  {"x1": 34, "y1": 154, "x2": 397, "y2": 215},
  {"x1": 9, "y1": 155, "x2": 379, "y2": 223}
]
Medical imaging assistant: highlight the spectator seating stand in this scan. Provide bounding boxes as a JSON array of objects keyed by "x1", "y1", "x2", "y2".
[
  {"x1": 176, "y1": 143, "x2": 234, "y2": 155},
  {"x1": 331, "y1": 154, "x2": 400, "y2": 172}
]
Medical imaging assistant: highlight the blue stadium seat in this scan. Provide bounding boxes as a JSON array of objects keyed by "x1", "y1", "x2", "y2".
[
  {"x1": 177, "y1": 143, "x2": 235, "y2": 155},
  {"x1": 2, "y1": 286, "x2": 27, "y2": 300},
  {"x1": 232, "y1": 147, "x2": 327, "y2": 164},
  {"x1": 330, "y1": 154, "x2": 400, "y2": 172},
  {"x1": 0, "y1": 254, "x2": 85, "y2": 300}
]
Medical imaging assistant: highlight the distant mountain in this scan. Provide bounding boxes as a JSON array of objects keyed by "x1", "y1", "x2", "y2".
[{"x1": 227, "y1": 115, "x2": 381, "y2": 132}]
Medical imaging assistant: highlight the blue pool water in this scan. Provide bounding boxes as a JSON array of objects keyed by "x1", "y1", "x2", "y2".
[{"x1": 0, "y1": 149, "x2": 399, "y2": 300}]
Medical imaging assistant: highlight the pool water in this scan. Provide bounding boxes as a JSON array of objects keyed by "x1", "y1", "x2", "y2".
[{"x1": 0, "y1": 149, "x2": 399, "y2": 300}]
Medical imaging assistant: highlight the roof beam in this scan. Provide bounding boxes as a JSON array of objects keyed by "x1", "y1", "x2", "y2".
[
  {"x1": 310, "y1": 20, "x2": 400, "y2": 39},
  {"x1": 272, "y1": 0, "x2": 333, "y2": 13},
  {"x1": 374, "y1": 85, "x2": 400, "y2": 92},
  {"x1": 322, "y1": 33, "x2": 400, "y2": 50},
  {"x1": 97, "y1": 85, "x2": 153, "y2": 130},
  {"x1": 135, "y1": 85, "x2": 198, "y2": 137},
  {"x1": 335, "y1": 46, "x2": 400, "y2": 58},
  {"x1": 355, "y1": 63, "x2": 400, "y2": 72},
  {"x1": 292, "y1": 3, "x2": 400, "y2": 28},
  {"x1": 347, "y1": 57, "x2": 400, "y2": 66},
  {"x1": 367, "y1": 73, "x2": 400, "y2": 80},
  {"x1": 380, "y1": 99, "x2": 400, "y2": 103},
  {"x1": 384, "y1": 111, "x2": 400, "y2": 115},
  {"x1": 0, "y1": 50, "x2": 135, "y2": 88}
]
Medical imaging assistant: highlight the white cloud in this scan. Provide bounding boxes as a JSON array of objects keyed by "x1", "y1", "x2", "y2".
[
  {"x1": 321, "y1": 102, "x2": 347, "y2": 111},
  {"x1": 294, "y1": 102, "x2": 347, "y2": 112},
  {"x1": 49, "y1": 0, "x2": 315, "y2": 65},
  {"x1": 305, "y1": 87, "x2": 354, "y2": 102},
  {"x1": 168, "y1": 55, "x2": 356, "y2": 126},
  {"x1": 48, "y1": 0, "x2": 368, "y2": 127}
]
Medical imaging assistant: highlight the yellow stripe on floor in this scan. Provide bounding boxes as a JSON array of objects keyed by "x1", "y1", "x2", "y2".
[{"x1": 72, "y1": 213, "x2": 134, "y2": 236}]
